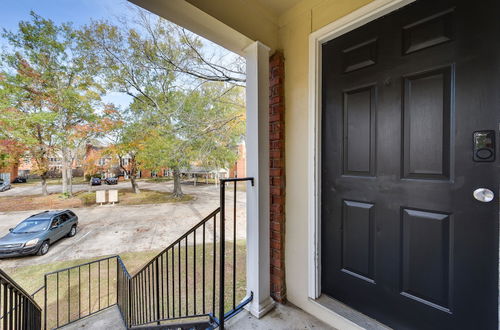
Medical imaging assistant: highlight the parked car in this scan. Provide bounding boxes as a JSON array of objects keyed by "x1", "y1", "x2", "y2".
[
  {"x1": 90, "y1": 177, "x2": 102, "y2": 186},
  {"x1": 0, "y1": 179, "x2": 11, "y2": 192},
  {"x1": 0, "y1": 210, "x2": 78, "y2": 258},
  {"x1": 104, "y1": 177, "x2": 118, "y2": 185},
  {"x1": 12, "y1": 177, "x2": 27, "y2": 183}
]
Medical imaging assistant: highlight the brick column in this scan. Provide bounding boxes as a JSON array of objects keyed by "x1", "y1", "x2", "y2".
[{"x1": 269, "y1": 51, "x2": 286, "y2": 303}]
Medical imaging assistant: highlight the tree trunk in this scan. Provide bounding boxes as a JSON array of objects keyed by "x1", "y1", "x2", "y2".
[
  {"x1": 130, "y1": 175, "x2": 141, "y2": 194},
  {"x1": 61, "y1": 145, "x2": 67, "y2": 194},
  {"x1": 41, "y1": 174, "x2": 48, "y2": 196},
  {"x1": 172, "y1": 169, "x2": 183, "y2": 198},
  {"x1": 68, "y1": 167, "x2": 73, "y2": 196}
]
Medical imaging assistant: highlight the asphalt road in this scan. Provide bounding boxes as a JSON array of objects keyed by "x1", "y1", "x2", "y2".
[{"x1": 0, "y1": 182, "x2": 247, "y2": 268}]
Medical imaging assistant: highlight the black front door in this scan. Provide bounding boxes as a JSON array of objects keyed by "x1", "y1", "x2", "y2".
[{"x1": 321, "y1": 0, "x2": 499, "y2": 329}]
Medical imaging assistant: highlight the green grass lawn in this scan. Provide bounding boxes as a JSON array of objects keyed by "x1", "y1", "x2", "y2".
[
  {"x1": 143, "y1": 177, "x2": 173, "y2": 183},
  {"x1": 0, "y1": 189, "x2": 194, "y2": 212},
  {"x1": 77, "y1": 189, "x2": 194, "y2": 206}
]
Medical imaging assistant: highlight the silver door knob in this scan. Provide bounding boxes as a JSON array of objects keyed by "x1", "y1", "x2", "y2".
[{"x1": 473, "y1": 188, "x2": 494, "y2": 202}]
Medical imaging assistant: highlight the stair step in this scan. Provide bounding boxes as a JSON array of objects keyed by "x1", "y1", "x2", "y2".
[{"x1": 130, "y1": 320, "x2": 213, "y2": 330}]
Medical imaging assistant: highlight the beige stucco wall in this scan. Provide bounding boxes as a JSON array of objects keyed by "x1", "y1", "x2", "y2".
[{"x1": 278, "y1": 0, "x2": 373, "y2": 327}]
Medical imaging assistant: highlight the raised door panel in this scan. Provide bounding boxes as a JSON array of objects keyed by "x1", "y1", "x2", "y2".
[
  {"x1": 343, "y1": 86, "x2": 376, "y2": 176},
  {"x1": 401, "y1": 208, "x2": 452, "y2": 312},
  {"x1": 341, "y1": 200, "x2": 375, "y2": 283},
  {"x1": 402, "y1": 9, "x2": 454, "y2": 55},
  {"x1": 402, "y1": 66, "x2": 452, "y2": 180}
]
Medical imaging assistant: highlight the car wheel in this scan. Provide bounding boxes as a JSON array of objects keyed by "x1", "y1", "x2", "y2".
[
  {"x1": 68, "y1": 226, "x2": 77, "y2": 237},
  {"x1": 37, "y1": 241, "x2": 50, "y2": 256}
]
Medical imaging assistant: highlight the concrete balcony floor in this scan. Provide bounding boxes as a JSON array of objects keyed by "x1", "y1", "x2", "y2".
[
  {"x1": 226, "y1": 302, "x2": 335, "y2": 330},
  {"x1": 60, "y1": 303, "x2": 335, "y2": 330}
]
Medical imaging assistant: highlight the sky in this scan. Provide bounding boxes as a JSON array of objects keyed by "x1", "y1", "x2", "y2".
[
  {"x1": 0, "y1": 0, "x2": 241, "y2": 109},
  {"x1": 1, "y1": 0, "x2": 132, "y2": 31},
  {"x1": 1, "y1": 0, "x2": 137, "y2": 108}
]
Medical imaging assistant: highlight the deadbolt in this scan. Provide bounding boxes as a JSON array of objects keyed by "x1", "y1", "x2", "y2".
[{"x1": 473, "y1": 188, "x2": 494, "y2": 202}]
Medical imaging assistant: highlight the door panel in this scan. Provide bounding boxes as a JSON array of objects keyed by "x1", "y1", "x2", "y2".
[
  {"x1": 401, "y1": 208, "x2": 451, "y2": 311},
  {"x1": 341, "y1": 200, "x2": 375, "y2": 283},
  {"x1": 402, "y1": 66, "x2": 452, "y2": 179},
  {"x1": 343, "y1": 86, "x2": 376, "y2": 176},
  {"x1": 321, "y1": 0, "x2": 499, "y2": 329}
]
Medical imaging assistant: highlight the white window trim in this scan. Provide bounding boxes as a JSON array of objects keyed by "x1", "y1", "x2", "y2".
[{"x1": 307, "y1": 0, "x2": 416, "y2": 299}]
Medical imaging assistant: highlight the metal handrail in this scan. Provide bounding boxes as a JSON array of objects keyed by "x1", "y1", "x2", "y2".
[
  {"x1": 0, "y1": 269, "x2": 41, "y2": 309},
  {"x1": 36, "y1": 177, "x2": 254, "y2": 329},
  {"x1": 42, "y1": 255, "x2": 120, "y2": 329},
  {"x1": 132, "y1": 207, "x2": 221, "y2": 277},
  {"x1": 0, "y1": 268, "x2": 42, "y2": 329},
  {"x1": 44, "y1": 255, "x2": 119, "y2": 276}
]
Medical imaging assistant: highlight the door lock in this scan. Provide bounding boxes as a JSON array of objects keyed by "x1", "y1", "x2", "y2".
[{"x1": 473, "y1": 188, "x2": 494, "y2": 202}]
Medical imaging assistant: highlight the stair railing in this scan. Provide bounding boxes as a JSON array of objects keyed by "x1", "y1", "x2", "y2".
[
  {"x1": 33, "y1": 176, "x2": 253, "y2": 329},
  {"x1": 128, "y1": 207, "x2": 221, "y2": 328},
  {"x1": 116, "y1": 256, "x2": 132, "y2": 328},
  {"x1": 42, "y1": 256, "x2": 121, "y2": 329},
  {"x1": 0, "y1": 268, "x2": 42, "y2": 329}
]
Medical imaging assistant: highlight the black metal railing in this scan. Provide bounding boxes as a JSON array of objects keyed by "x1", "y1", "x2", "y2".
[
  {"x1": 28, "y1": 176, "x2": 253, "y2": 329},
  {"x1": 125, "y1": 177, "x2": 253, "y2": 329},
  {"x1": 217, "y1": 177, "x2": 253, "y2": 329},
  {"x1": 0, "y1": 268, "x2": 42, "y2": 330},
  {"x1": 128, "y1": 208, "x2": 220, "y2": 328},
  {"x1": 116, "y1": 256, "x2": 132, "y2": 328},
  {"x1": 43, "y1": 256, "x2": 120, "y2": 329}
]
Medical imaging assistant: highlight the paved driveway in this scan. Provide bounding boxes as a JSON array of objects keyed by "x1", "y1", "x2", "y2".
[{"x1": 0, "y1": 182, "x2": 247, "y2": 268}]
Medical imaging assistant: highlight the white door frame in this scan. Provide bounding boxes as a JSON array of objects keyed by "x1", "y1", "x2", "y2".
[{"x1": 307, "y1": 0, "x2": 416, "y2": 299}]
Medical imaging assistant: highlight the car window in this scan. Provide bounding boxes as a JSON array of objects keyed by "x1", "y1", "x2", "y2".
[
  {"x1": 67, "y1": 211, "x2": 76, "y2": 217},
  {"x1": 60, "y1": 213, "x2": 70, "y2": 223},
  {"x1": 13, "y1": 220, "x2": 49, "y2": 233},
  {"x1": 51, "y1": 217, "x2": 61, "y2": 228}
]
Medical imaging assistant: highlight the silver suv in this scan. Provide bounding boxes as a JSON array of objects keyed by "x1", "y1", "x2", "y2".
[{"x1": 0, "y1": 210, "x2": 78, "y2": 258}]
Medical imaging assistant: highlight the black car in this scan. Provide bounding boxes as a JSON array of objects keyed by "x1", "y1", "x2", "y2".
[
  {"x1": 12, "y1": 177, "x2": 27, "y2": 183},
  {"x1": 0, "y1": 210, "x2": 78, "y2": 258},
  {"x1": 90, "y1": 177, "x2": 102, "y2": 186},
  {"x1": 104, "y1": 177, "x2": 118, "y2": 185}
]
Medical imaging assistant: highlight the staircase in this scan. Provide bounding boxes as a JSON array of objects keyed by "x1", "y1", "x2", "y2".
[
  {"x1": 1, "y1": 178, "x2": 253, "y2": 330},
  {"x1": 0, "y1": 268, "x2": 42, "y2": 329}
]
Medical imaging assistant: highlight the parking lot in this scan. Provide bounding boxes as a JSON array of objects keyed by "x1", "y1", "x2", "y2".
[{"x1": 0, "y1": 181, "x2": 247, "y2": 269}]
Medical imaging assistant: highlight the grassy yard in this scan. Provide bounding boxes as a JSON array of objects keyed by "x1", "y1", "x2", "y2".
[
  {"x1": 0, "y1": 189, "x2": 194, "y2": 212},
  {"x1": 143, "y1": 177, "x2": 173, "y2": 183},
  {"x1": 4, "y1": 241, "x2": 247, "y2": 328}
]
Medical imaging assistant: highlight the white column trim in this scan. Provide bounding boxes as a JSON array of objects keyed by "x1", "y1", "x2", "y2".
[
  {"x1": 307, "y1": 0, "x2": 416, "y2": 299},
  {"x1": 244, "y1": 41, "x2": 275, "y2": 317}
]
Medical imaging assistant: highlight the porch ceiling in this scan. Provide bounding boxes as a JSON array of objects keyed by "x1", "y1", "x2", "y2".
[
  {"x1": 129, "y1": 0, "x2": 282, "y2": 54},
  {"x1": 253, "y1": 0, "x2": 303, "y2": 16}
]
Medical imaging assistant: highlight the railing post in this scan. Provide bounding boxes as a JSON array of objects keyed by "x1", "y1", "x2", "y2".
[
  {"x1": 44, "y1": 274, "x2": 47, "y2": 330},
  {"x1": 128, "y1": 278, "x2": 133, "y2": 327},
  {"x1": 116, "y1": 259, "x2": 120, "y2": 307},
  {"x1": 219, "y1": 180, "x2": 226, "y2": 329},
  {"x1": 155, "y1": 259, "x2": 161, "y2": 325}
]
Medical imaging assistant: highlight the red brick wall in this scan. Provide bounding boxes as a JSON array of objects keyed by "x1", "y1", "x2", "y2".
[
  {"x1": 0, "y1": 163, "x2": 19, "y2": 182},
  {"x1": 229, "y1": 143, "x2": 246, "y2": 178},
  {"x1": 269, "y1": 51, "x2": 286, "y2": 303}
]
